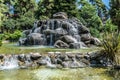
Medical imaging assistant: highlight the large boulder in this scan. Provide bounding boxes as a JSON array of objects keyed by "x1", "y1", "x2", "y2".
[
  {"x1": 54, "y1": 40, "x2": 69, "y2": 48},
  {"x1": 27, "y1": 33, "x2": 46, "y2": 45},
  {"x1": 81, "y1": 33, "x2": 91, "y2": 42},
  {"x1": 60, "y1": 35, "x2": 77, "y2": 44},
  {"x1": 90, "y1": 37, "x2": 101, "y2": 46},
  {"x1": 69, "y1": 42, "x2": 86, "y2": 49},
  {"x1": 43, "y1": 29, "x2": 55, "y2": 35},
  {"x1": 55, "y1": 28, "x2": 68, "y2": 35},
  {"x1": 30, "y1": 53, "x2": 42, "y2": 61},
  {"x1": 53, "y1": 12, "x2": 68, "y2": 19}
]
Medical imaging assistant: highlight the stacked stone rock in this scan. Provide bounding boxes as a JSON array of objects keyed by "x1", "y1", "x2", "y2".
[
  {"x1": 0, "y1": 51, "x2": 112, "y2": 69},
  {"x1": 19, "y1": 12, "x2": 101, "y2": 48}
]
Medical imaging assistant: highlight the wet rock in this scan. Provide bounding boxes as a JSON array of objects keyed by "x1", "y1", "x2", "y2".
[
  {"x1": 89, "y1": 51, "x2": 104, "y2": 60},
  {"x1": 27, "y1": 33, "x2": 46, "y2": 45},
  {"x1": 30, "y1": 53, "x2": 42, "y2": 61},
  {"x1": 54, "y1": 40, "x2": 69, "y2": 48},
  {"x1": 55, "y1": 27, "x2": 68, "y2": 35},
  {"x1": 78, "y1": 24, "x2": 90, "y2": 34},
  {"x1": 81, "y1": 33, "x2": 91, "y2": 42},
  {"x1": 56, "y1": 58, "x2": 63, "y2": 65},
  {"x1": 53, "y1": 12, "x2": 68, "y2": 19},
  {"x1": 69, "y1": 61, "x2": 80, "y2": 68},
  {"x1": 67, "y1": 54, "x2": 75, "y2": 59},
  {"x1": 59, "y1": 55, "x2": 69, "y2": 61},
  {"x1": 80, "y1": 59, "x2": 90, "y2": 66},
  {"x1": 75, "y1": 54, "x2": 84, "y2": 60},
  {"x1": 0, "y1": 54, "x2": 4, "y2": 59},
  {"x1": 37, "y1": 60, "x2": 47, "y2": 66},
  {"x1": 60, "y1": 35, "x2": 77, "y2": 44},
  {"x1": 62, "y1": 61, "x2": 69, "y2": 68},
  {"x1": 18, "y1": 54, "x2": 26, "y2": 62},
  {"x1": 43, "y1": 29, "x2": 55, "y2": 35},
  {"x1": 69, "y1": 42, "x2": 86, "y2": 49},
  {"x1": 90, "y1": 37, "x2": 101, "y2": 46},
  {"x1": 84, "y1": 54, "x2": 90, "y2": 60}
]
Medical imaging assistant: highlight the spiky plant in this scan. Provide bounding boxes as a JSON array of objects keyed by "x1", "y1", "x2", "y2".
[{"x1": 102, "y1": 31, "x2": 120, "y2": 65}]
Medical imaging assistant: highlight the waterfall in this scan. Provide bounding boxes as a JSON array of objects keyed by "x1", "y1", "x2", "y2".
[
  {"x1": 34, "y1": 21, "x2": 38, "y2": 28},
  {"x1": 45, "y1": 56, "x2": 56, "y2": 68},
  {"x1": 49, "y1": 20, "x2": 54, "y2": 46},
  {"x1": 0, "y1": 55, "x2": 19, "y2": 70},
  {"x1": 24, "y1": 55, "x2": 32, "y2": 67}
]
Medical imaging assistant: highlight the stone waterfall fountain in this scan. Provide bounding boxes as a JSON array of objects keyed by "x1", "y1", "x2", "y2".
[{"x1": 18, "y1": 12, "x2": 101, "y2": 48}]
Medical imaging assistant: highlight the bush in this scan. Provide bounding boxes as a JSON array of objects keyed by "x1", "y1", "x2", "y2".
[
  {"x1": 90, "y1": 27, "x2": 100, "y2": 38},
  {"x1": 102, "y1": 31, "x2": 120, "y2": 65},
  {"x1": 4, "y1": 30, "x2": 22, "y2": 42}
]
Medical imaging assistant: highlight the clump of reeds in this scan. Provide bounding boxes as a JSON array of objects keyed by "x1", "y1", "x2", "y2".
[{"x1": 102, "y1": 31, "x2": 120, "y2": 65}]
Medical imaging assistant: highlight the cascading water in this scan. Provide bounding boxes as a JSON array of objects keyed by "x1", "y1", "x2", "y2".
[
  {"x1": 0, "y1": 55, "x2": 19, "y2": 70},
  {"x1": 45, "y1": 56, "x2": 56, "y2": 68},
  {"x1": 49, "y1": 20, "x2": 54, "y2": 46}
]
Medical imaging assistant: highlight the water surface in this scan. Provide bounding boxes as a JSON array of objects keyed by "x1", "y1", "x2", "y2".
[{"x1": 0, "y1": 67, "x2": 119, "y2": 80}]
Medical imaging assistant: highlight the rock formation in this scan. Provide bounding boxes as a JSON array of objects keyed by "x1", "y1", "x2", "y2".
[
  {"x1": 0, "y1": 51, "x2": 112, "y2": 69},
  {"x1": 18, "y1": 12, "x2": 101, "y2": 48}
]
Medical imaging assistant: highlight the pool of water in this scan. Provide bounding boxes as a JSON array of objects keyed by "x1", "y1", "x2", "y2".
[{"x1": 0, "y1": 67, "x2": 119, "y2": 80}]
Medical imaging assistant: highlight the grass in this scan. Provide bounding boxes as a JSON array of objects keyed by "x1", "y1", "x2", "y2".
[{"x1": 0, "y1": 43, "x2": 100, "y2": 54}]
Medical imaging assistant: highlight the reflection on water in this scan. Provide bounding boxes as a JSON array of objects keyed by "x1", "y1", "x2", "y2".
[{"x1": 0, "y1": 67, "x2": 119, "y2": 80}]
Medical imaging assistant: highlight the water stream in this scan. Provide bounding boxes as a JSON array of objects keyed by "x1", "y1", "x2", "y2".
[{"x1": 0, "y1": 67, "x2": 119, "y2": 80}]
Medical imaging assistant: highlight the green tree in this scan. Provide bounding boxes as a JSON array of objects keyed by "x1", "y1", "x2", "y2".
[
  {"x1": 110, "y1": 0, "x2": 120, "y2": 31},
  {"x1": 14, "y1": 0, "x2": 37, "y2": 15},
  {"x1": 36, "y1": 0, "x2": 79, "y2": 19},
  {"x1": 0, "y1": 0, "x2": 8, "y2": 28},
  {"x1": 78, "y1": 0, "x2": 103, "y2": 29},
  {"x1": 89, "y1": 0, "x2": 108, "y2": 20},
  {"x1": 8, "y1": 0, "x2": 37, "y2": 30}
]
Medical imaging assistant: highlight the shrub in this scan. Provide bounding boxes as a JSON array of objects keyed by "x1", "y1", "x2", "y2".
[
  {"x1": 90, "y1": 27, "x2": 100, "y2": 38},
  {"x1": 102, "y1": 31, "x2": 120, "y2": 65},
  {"x1": 4, "y1": 30, "x2": 22, "y2": 42}
]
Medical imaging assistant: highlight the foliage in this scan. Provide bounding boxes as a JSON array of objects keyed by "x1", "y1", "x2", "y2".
[
  {"x1": 0, "y1": 0, "x2": 8, "y2": 27},
  {"x1": 36, "y1": 0, "x2": 79, "y2": 19},
  {"x1": 2, "y1": 19, "x2": 16, "y2": 32},
  {"x1": 89, "y1": 0, "x2": 109, "y2": 20},
  {"x1": 14, "y1": 0, "x2": 37, "y2": 15},
  {"x1": 16, "y1": 11, "x2": 35, "y2": 30},
  {"x1": 4, "y1": 30, "x2": 22, "y2": 42},
  {"x1": 102, "y1": 31, "x2": 120, "y2": 65},
  {"x1": 78, "y1": 0, "x2": 103, "y2": 32},
  {"x1": 103, "y1": 20, "x2": 117, "y2": 33},
  {"x1": 90, "y1": 27, "x2": 100, "y2": 37},
  {"x1": 110, "y1": 0, "x2": 120, "y2": 31}
]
